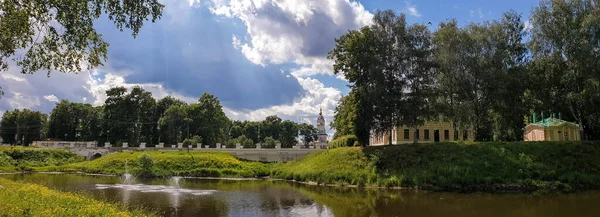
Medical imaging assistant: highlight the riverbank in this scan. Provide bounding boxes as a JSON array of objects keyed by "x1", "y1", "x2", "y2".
[
  {"x1": 2, "y1": 142, "x2": 600, "y2": 192},
  {"x1": 0, "y1": 146, "x2": 84, "y2": 172},
  {"x1": 35, "y1": 150, "x2": 271, "y2": 178},
  {"x1": 0, "y1": 177, "x2": 155, "y2": 216},
  {"x1": 271, "y1": 141, "x2": 600, "y2": 192}
]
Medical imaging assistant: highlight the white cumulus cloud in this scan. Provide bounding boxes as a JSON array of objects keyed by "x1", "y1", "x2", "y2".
[
  {"x1": 405, "y1": 1, "x2": 421, "y2": 17},
  {"x1": 44, "y1": 95, "x2": 59, "y2": 103}
]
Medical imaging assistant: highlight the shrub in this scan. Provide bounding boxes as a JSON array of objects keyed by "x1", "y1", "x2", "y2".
[
  {"x1": 136, "y1": 154, "x2": 154, "y2": 178},
  {"x1": 328, "y1": 135, "x2": 359, "y2": 149},
  {"x1": 243, "y1": 138, "x2": 255, "y2": 148},
  {"x1": 262, "y1": 136, "x2": 279, "y2": 148},
  {"x1": 183, "y1": 136, "x2": 202, "y2": 148}
]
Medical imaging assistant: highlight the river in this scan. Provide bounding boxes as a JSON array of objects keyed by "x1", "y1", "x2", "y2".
[{"x1": 2, "y1": 174, "x2": 600, "y2": 217}]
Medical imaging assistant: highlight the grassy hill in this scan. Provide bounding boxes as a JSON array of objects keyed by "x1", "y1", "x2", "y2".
[{"x1": 271, "y1": 141, "x2": 600, "y2": 191}]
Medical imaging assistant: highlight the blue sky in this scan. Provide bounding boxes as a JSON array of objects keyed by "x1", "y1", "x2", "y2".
[{"x1": 0, "y1": 0, "x2": 543, "y2": 136}]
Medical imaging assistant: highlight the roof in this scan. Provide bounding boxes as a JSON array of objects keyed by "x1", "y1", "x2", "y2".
[{"x1": 530, "y1": 117, "x2": 579, "y2": 128}]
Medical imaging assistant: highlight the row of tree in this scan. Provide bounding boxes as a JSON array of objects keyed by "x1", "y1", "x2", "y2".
[
  {"x1": 0, "y1": 86, "x2": 319, "y2": 146},
  {"x1": 330, "y1": 0, "x2": 600, "y2": 145}
]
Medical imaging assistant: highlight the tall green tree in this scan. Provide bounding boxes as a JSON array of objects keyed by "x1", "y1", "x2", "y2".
[
  {"x1": 528, "y1": 0, "x2": 600, "y2": 140},
  {"x1": 194, "y1": 93, "x2": 229, "y2": 146},
  {"x1": 298, "y1": 123, "x2": 318, "y2": 147},
  {"x1": 0, "y1": 0, "x2": 164, "y2": 95},
  {"x1": 0, "y1": 109, "x2": 46, "y2": 145},
  {"x1": 331, "y1": 92, "x2": 357, "y2": 139},
  {"x1": 328, "y1": 18, "x2": 383, "y2": 146},
  {"x1": 48, "y1": 100, "x2": 102, "y2": 141},
  {"x1": 158, "y1": 105, "x2": 187, "y2": 145},
  {"x1": 279, "y1": 120, "x2": 299, "y2": 147}
]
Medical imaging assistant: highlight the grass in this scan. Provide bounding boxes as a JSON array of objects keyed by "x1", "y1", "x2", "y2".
[
  {"x1": 36, "y1": 150, "x2": 272, "y2": 178},
  {"x1": 0, "y1": 146, "x2": 84, "y2": 172},
  {"x1": 0, "y1": 177, "x2": 155, "y2": 217},
  {"x1": 272, "y1": 141, "x2": 600, "y2": 191},
  {"x1": 271, "y1": 147, "x2": 377, "y2": 186}
]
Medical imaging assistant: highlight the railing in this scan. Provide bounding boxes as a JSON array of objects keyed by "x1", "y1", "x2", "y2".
[{"x1": 32, "y1": 141, "x2": 329, "y2": 150}]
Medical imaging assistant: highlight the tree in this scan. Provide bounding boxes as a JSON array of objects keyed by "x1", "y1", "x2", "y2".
[
  {"x1": 103, "y1": 86, "x2": 128, "y2": 144},
  {"x1": 298, "y1": 123, "x2": 318, "y2": 147},
  {"x1": 0, "y1": 110, "x2": 18, "y2": 144},
  {"x1": 193, "y1": 93, "x2": 229, "y2": 146},
  {"x1": 0, "y1": 0, "x2": 164, "y2": 94},
  {"x1": 126, "y1": 86, "x2": 156, "y2": 145},
  {"x1": 158, "y1": 105, "x2": 187, "y2": 145},
  {"x1": 528, "y1": 0, "x2": 600, "y2": 140},
  {"x1": 0, "y1": 109, "x2": 46, "y2": 145},
  {"x1": 262, "y1": 115, "x2": 282, "y2": 140},
  {"x1": 48, "y1": 100, "x2": 102, "y2": 141},
  {"x1": 331, "y1": 92, "x2": 357, "y2": 139},
  {"x1": 279, "y1": 120, "x2": 299, "y2": 147},
  {"x1": 156, "y1": 96, "x2": 187, "y2": 144},
  {"x1": 243, "y1": 121, "x2": 261, "y2": 144},
  {"x1": 328, "y1": 23, "x2": 382, "y2": 146}
]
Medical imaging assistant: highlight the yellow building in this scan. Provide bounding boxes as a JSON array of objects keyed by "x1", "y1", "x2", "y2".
[
  {"x1": 370, "y1": 121, "x2": 474, "y2": 146},
  {"x1": 523, "y1": 117, "x2": 581, "y2": 141}
]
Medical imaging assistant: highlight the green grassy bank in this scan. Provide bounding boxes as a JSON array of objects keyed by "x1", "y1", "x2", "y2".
[
  {"x1": 0, "y1": 177, "x2": 154, "y2": 216},
  {"x1": 0, "y1": 147, "x2": 84, "y2": 172},
  {"x1": 36, "y1": 150, "x2": 271, "y2": 178},
  {"x1": 271, "y1": 142, "x2": 600, "y2": 191}
]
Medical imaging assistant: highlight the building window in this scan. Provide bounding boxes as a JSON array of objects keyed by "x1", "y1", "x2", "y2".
[
  {"x1": 414, "y1": 129, "x2": 420, "y2": 140},
  {"x1": 404, "y1": 129, "x2": 409, "y2": 139},
  {"x1": 424, "y1": 129, "x2": 430, "y2": 140},
  {"x1": 444, "y1": 130, "x2": 449, "y2": 140},
  {"x1": 454, "y1": 130, "x2": 459, "y2": 140},
  {"x1": 463, "y1": 130, "x2": 468, "y2": 140}
]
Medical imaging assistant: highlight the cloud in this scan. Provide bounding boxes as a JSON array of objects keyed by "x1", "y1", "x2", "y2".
[
  {"x1": 469, "y1": 8, "x2": 484, "y2": 18},
  {"x1": 43, "y1": 95, "x2": 59, "y2": 103},
  {"x1": 478, "y1": 8, "x2": 484, "y2": 18},
  {"x1": 405, "y1": 1, "x2": 422, "y2": 17},
  {"x1": 209, "y1": 0, "x2": 372, "y2": 77}
]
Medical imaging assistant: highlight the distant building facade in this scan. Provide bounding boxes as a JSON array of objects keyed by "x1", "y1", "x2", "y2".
[
  {"x1": 370, "y1": 121, "x2": 474, "y2": 146},
  {"x1": 523, "y1": 116, "x2": 581, "y2": 141},
  {"x1": 316, "y1": 108, "x2": 328, "y2": 144}
]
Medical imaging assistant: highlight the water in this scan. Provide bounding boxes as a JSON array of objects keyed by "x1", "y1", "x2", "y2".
[{"x1": 3, "y1": 174, "x2": 600, "y2": 217}]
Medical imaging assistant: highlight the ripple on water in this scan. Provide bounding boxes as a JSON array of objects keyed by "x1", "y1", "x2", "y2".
[{"x1": 95, "y1": 184, "x2": 217, "y2": 196}]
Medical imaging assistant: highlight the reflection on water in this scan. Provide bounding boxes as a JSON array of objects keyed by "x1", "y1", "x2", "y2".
[{"x1": 3, "y1": 174, "x2": 600, "y2": 217}]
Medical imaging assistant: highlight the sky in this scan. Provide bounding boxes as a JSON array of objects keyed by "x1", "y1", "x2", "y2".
[{"x1": 0, "y1": 0, "x2": 542, "y2": 138}]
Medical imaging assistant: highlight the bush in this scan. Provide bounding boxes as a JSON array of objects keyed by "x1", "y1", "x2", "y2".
[
  {"x1": 243, "y1": 138, "x2": 255, "y2": 148},
  {"x1": 136, "y1": 154, "x2": 154, "y2": 178},
  {"x1": 262, "y1": 136, "x2": 279, "y2": 148},
  {"x1": 183, "y1": 135, "x2": 202, "y2": 148},
  {"x1": 329, "y1": 135, "x2": 359, "y2": 149}
]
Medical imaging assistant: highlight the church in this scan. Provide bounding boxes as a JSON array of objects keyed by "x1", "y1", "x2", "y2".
[{"x1": 315, "y1": 108, "x2": 328, "y2": 145}]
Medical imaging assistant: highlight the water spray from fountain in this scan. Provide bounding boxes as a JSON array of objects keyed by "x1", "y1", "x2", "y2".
[
  {"x1": 169, "y1": 176, "x2": 182, "y2": 189},
  {"x1": 122, "y1": 159, "x2": 135, "y2": 185}
]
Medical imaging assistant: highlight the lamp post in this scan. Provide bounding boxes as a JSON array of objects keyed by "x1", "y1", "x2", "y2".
[{"x1": 157, "y1": 124, "x2": 161, "y2": 145}]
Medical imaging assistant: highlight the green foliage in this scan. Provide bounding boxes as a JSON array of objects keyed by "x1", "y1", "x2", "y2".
[
  {"x1": 0, "y1": 178, "x2": 156, "y2": 216},
  {"x1": 0, "y1": 0, "x2": 164, "y2": 94},
  {"x1": 0, "y1": 147, "x2": 84, "y2": 172},
  {"x1": 48, "y1": 100, "x2": 103, "y2": 141},
  {"x1": 39, "y1": 151, "x2": 271, "y2": 178},
  {"x1": 262, "y1": 136, "x2": 279, "y2": 148},
  {"x1": 271, "y1": 147, "x2": 376, "y2": 186},
  {"x1": 331, "y1": 93, "x2": 357, "y2": 139},
  {"x1": 328, "y1": 135, "x2": 359, "y2": 149},
  {"x1": 242, "y1": 138, "x2": 255, "y2": 148},
  {"x1": 298, "y1": 123, "x2": 318, "y2": 146},
  {"x1": 182, "y1": 136, "x2": 201, "y2": 148},
  {"x1": 273, "y1": 141, "x2": 600, "y2": 191},
  {"x1": 0, "y1": 109, "x2": 47, "y2": 145},
  {"x1": 136, "y1": 154, "x2": 154, "y2": 178},
  {"x1": 158, "y1": 105, "x2": 187, "y2": 145}
]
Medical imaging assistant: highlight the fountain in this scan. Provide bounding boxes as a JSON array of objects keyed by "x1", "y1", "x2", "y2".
[
  {"x1": 121, "y1": 159, "x2": 135, "y2": 185},
  {"x1": 169, "y1": 176, "x2": 182, "y2": 188}
]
